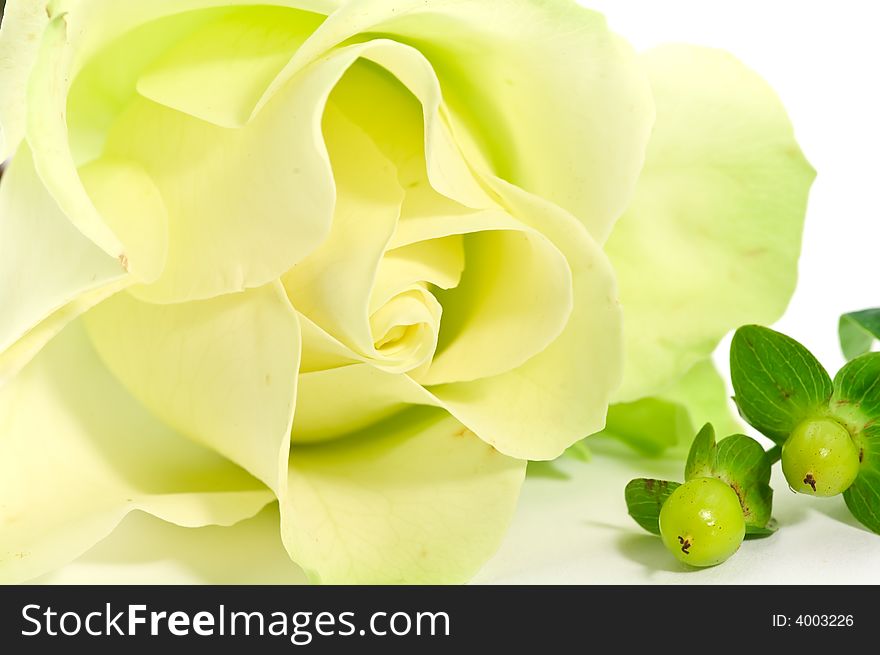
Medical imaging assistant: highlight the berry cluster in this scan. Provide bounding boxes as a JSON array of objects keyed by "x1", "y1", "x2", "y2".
[{"x1": 625, "y1": 319, "x2": 880, "y2": 568}]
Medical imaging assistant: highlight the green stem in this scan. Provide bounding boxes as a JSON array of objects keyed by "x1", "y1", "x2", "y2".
[{"x1": 765, "y1": 444, "x2": 782, "y2": 465}]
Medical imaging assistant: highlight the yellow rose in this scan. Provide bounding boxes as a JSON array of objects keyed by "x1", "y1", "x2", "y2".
[{"x1": 0, "y1": 0, "x2": 812, "y2": 583}]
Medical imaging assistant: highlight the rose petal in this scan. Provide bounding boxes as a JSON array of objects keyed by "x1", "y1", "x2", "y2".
[
  {"x1": 32, "y1": 505, "x2": 307, "y2": 585},
  {"x1": 0, "y1": 0, "x2": 52, "y2": 160},
  {"x1": 281, "y1": 104, "x2": 404, "y2": 363},
  {"x1": 605, "y1": 45, "x2": 815, "y2": 402},
  {"x1": 0, "y1": 319, "x2": 273, "y2": 584},
  {"x1": 286, "y1": 0, "x2": 655, "y2": 241},
  {"x1": 426, "y1": 181, "x2": 622, "y2": 460},
  {"x1": 370, "y1": 236, "x2": 465, "y2": 311},
  {"x1": 82, "y1": 282, "x2": 300, "y2": 492},
  {"x1": 25, "y1": 1, "x2": 338, "y2": 296},
  {"x1": 136, "y1": 6, "x2": 325, "y2": 128},
  {"x1": 293, "y1": 363, "x2": 438, "y2": 444},
  {"x1": 0, "y1": 145, "x2": 126, "y2": 375},
  {"x1": 283, "y1": 407, "x2": 525, "y2": 584},
  {"x1": 96, "y1": 58, "x2": 339, "y2": 301}
]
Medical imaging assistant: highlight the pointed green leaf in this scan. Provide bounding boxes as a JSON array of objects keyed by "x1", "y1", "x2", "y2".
[
  {"x1": 829, "y1": 354, "x2": 880, "y2": 535},
  {"x1": 830, "y1": 352, "x2": 880, "y2": 432},
  {"x1": 624, "y1": 478, "x2": 681, "y2": 536},
  {"x1": 730, "y1": 325, "x2": 832, "y2": 444},
  {"x1": 685, "y1": 424, "x2": 716, "y2": 481},
  {"x1": 839, "y1": 309, "x2": 880, "y2": 361},
  {"x1": 745, "y1": 519, "x2": 778, "y2": 540},
  {"x1": 712, "y1": 435, "x2": 773, "y2": 529},
  {"x1": 843, "y1": 479, "x2": 880, "y2": 534}
]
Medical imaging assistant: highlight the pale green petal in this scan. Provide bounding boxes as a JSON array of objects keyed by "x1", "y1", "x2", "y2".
[
  {"x1": 369, "y1": 286, "x2": 442, "y2": 372},
  {"x1": 371, "y1": 237, "x2": 465, "y2": 311},
  {"x1": 25, "y1": 1, "x2": 338, "y2": 295},
  {"x1": 298, "y1": 312, "x2": 360, "y2": 373},
  {"x1": 268, "y1": 35, "x2": 492, "y2": 210},
  {"x1": 33, "y1": 505, "x2": 307, "y2": 585},
  {"x1": 428, "y1": 180, "x2": 622, "y2": 460},
  {"x1": 0, "y1": 0, "x2": 51, "y2": 160},
  {"x1": 328, "y1": 57, "x2": 452, "y2": 211},
  {"x1": 282, "y1": 104, "x2": 404, "y2": 361},
  {"x1": 136, "y1": 7, "x2": 324, "y2": 129},
  {"x1": 607, "y1": 45, "x2": 814, "y2": 402},
  {"x1": 286, "y1": 52, "x2": 573, "y2": 384},
  {"x1": 0, "y1": 280, "x2": 129, "y2": 386},
  {"x1": 283, "y1": 407, "x2": 525, "y2": 584},
  {"x1": 294, "y1": 364, "x2": 437, "y2": 443},
  {"x1": 83, "y1": 283, "x2": 299, "y2": 491},
  {"x1": 383, "y1": 208, "x2": 575, "y2": 387},
  {"x1": 293, "y1": 317, "x2": 439, "y2": 443},
  {"x1": 285, "y1": 0, "x2": 654, "y2": 240},
  {"x1": 0, "y1": 145, "x2": 126, "y2": 367},
  {"x1": 99, "y1": 58, "x2": 339, "y2": 301},
  {"x1": 77, "y1": 156, "x2": 169, "y2": 283},
  {"x1": 423, "y1": 225, "x2": 573, "y2": 386},
  {"x1": 0, "y1": 319, "x2": 273, "y2": 584}
]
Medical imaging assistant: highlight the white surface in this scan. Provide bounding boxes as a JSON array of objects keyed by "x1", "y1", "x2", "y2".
[
  {"x1": 477, "y1": 451, "x2": 879, "y2": 584},
  {"x1": 34, "y1": 1, "x2": 880, "y2": 585}
]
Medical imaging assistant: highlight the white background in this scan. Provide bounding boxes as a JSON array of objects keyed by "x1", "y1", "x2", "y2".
[{"x1": 38, "y1": 1, "x2": 880, "y2": 584}]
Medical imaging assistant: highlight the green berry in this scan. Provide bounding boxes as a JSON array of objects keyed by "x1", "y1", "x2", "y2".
[
  {"x1": 782, "y1": 418, "x2": 859, "y2": 497},
  {"x1": 659, "y1": 477, "x2": 745, "y2": 567}
]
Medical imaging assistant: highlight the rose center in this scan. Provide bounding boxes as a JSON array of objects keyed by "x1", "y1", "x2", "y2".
[{"x1": 367, "y1": 287, "x2": 441, "y2": 374}]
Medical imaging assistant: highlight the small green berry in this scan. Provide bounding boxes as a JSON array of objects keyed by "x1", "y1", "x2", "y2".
[
  {"x1": 782, "y1": 417, "x2": 859, "y2": 497},
  {"x1": 659, "y1": 477, "x2": 745, "y2": 567}
]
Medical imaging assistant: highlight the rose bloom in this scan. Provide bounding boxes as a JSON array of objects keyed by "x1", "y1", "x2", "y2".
[{"x1": 0, "y1": 0, "x2": 812, "y2": 583}]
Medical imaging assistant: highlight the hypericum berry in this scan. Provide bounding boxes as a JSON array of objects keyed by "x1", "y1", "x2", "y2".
[
  {"x1": 659, "y1": 477, "x2": 746, "y2": 567},
  {"x1": 782, "y1": 417, "x2": 859, "y2": 497}
]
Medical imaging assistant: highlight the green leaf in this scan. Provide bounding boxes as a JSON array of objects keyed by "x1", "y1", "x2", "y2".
[
  {"x1": 624, "y1": 478, "x2": 681, "y2": 536},
  {"x1": 594, "y1": 359, "x2": 741, "y2": 459},
  {"x1": 713, "y1": 435, "x2": 773, "y2": 529},
  {"x1": 685, "y1": 423, "x2": 716, "y2": 480},
  {"x1": 682, "y1": 423, "x2": 774, "y2": 530},
  {"x1": 745, "y1": 518, "x2": 778, "y2": 540},
  {"x1": 730, "y1": 325, "x2": 833, "y2": 444},
  {"x1": 830, "y1": 354, "x2": 880, "y2": 534},
  {"x1": 526, "y1": 460, "x2": 570, "y2": 481},
  {"x1": 839, "y1": 309, "x2": 880, "y2": 361},
  {"x1": 830, "y1": 352, "x2": 880, "y2": 432},
  {"x1": 564, "y1": 441, "x2": 591, "y2": 462},
  {"x1": 843, "y1": 475, "x2": 880, "y2": 535},
  {"x1": 601, "y1": 398, "x2": 691, "y2": 456}
]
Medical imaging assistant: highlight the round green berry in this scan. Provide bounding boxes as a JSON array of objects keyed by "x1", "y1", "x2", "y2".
[
  {"x1": 782, "y1": 417, "x2": 859, "y2": 497},
  {"x1": 659, "y1": 477, "x2": 746, "y2": 567}
]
